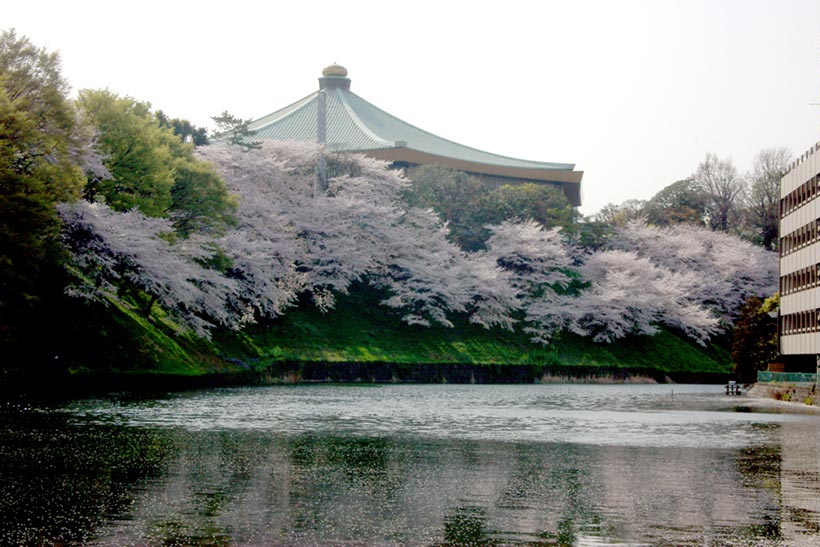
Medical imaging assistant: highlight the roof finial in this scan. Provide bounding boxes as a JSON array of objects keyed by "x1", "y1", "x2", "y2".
[
  {"x1": 322, "y1": 63, "x2": 348, "y2": 78},
  {"x1": 319, "y1": 64, "x2": 351, "y2": 90}
]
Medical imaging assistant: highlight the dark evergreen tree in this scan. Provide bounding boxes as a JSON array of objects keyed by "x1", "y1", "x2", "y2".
[
  {"x1": 211, "y1": 111, "x2": 261, "y2": 150},
  {"x1": 405, "y1": 166, "x2": 575, "y2": 252},
  {"x1": 155, "y1": 110, "x2": 209, "y2": 146},
  {"x1": 404, "y1": 165, "x2": 489, "y2": 250},
  {"x1": 731, "y1": 295, "x2": 777, "y2": 384}
]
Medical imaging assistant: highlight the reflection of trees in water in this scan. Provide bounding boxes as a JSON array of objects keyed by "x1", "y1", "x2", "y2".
[
  {"x1": 731, "y1": 423, "x2": 820, "y2": 544},
  {"x1": 734, "y1": 442, "x2": 782, "y2": 542},
  {"x1": 781, "y1": 421, "x2": 820, "y2": 539},
  {"x1": 592, "y1": 442, "x2": 786, "y2": 545},
  {"x1": 493, "y1": 443, "x2": 602, "y2": 544},
  {"x1": 290, "y1": 435, "x2": 392, "y2": 484},
  {"x1": 284, "y1": 435, "x2": 403, "y2": 540},
  {"x1": 137, "y1": 431, "x2": 269, "y2": 545},
  {"x1": 0, "y1": 412, "x2": 173, "y2": 545},
  {"x1": 441, "y1": 505, "x2": 493, "y2": 546},
  {"x1": 1, "y1": 417, "x2": 817, "y2": 545}
]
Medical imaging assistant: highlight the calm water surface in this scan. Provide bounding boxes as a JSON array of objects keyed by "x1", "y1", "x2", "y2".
[{"x1": 1, "y1": 384, "x2": 818, "y2": 545}]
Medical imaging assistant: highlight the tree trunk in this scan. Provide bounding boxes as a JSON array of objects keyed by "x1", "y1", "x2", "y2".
[{"x1": 143, "y1": 294, "x2": 157, "y2": 318}]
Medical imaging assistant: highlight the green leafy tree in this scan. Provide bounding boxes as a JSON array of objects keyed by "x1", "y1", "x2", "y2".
[
  {"x1": 169, "y1": 158, "x2": 237, "y2": 236},
  {"x1": 404, "y1": 165, "x2": 488, "y2": 250},
  {"x1": 731, "y1": 294, "x2": 778, "y2": 384},
  {"x1": 78, "y1": 90, "x2": 235, "y2": 235},
  {"x1": 561, "y1": 219, "x2": 614, "y2": 254},
  {"x1": 405, "y1": 166, "x2": 576, "y2": 251},
  {"x1": 78, "y1": 89, "x2": 176, "y2": 216},
  {"x1": 478, "y1": 183, "x2": 576, "y2": 230},
  {"x1": 159, "y1": 117, "x2": 236, "y2": 235},
  {"x1": 594, "y1": 199, "x2": 646, "y2": 227},
  {"x1": 0, "y1": 34, "x2": 85, "y2": 284},
  {"x1": 643, "y1": 178, "x2": 707, "y2": 227},
  {"x1": 0, "y1": 29, "x2": 87, "y2": 368}
]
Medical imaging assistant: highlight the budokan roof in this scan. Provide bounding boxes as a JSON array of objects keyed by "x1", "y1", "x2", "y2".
[{"x1": 248, "y1": 65, "x2": 583, "y2": 206}]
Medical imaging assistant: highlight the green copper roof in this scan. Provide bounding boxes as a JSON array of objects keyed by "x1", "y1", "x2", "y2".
[{"x1": 248, "y1": 85, "x2": 576, "y2": 172}]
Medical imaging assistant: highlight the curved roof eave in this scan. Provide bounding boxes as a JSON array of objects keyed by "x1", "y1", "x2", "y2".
[
  {"x1": 247, "y1": 89, "x2": 578, "y2": 173},
  {"x1": 337, "y1": 88, "x2": 577, "y2": 171},
  {"x1": 359, "y1": 146, "x2": 582, "y2": 182}
]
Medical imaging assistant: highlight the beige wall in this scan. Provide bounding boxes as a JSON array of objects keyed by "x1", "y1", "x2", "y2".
[{"x1": 780, "y1": 143, "x2": 820, "y2": 355}]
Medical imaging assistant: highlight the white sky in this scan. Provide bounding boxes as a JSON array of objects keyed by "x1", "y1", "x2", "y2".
[{"x1": 6, "y1": 0, "x2": 820, "y2": 215}]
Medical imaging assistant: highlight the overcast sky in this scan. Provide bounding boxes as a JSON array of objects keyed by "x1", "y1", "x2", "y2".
[{"x1": 6, "y1": 0, "x2": 820, "y2": 214}]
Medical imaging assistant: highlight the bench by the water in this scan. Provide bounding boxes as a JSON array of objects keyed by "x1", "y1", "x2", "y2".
[{"x1": 725, "y1": 381, "x2": 741, "y2": 396}]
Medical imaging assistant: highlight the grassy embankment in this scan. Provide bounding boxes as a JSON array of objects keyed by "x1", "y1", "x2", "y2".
[{"x1": 32, "y1": 287, "x2": 733, "y2": 390}]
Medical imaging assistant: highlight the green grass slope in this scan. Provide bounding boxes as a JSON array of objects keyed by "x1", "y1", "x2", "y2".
[
  {"x1": 6, "y1": 286, "x2": 729, "y2": 394},
  {"x1": 215, "y1": 288, "x2": 732, "y2": 378}
]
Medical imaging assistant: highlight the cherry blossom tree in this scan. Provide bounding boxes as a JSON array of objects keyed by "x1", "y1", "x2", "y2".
[
  {"x1": 481, "y1": 221, "x2": 572, "y2": 339},
  {"x1": 485, "y1": 221, "x2": 573, "y2": 296},
  {"x1": 611, "y1": 221, "x2": 778, "y2": 322},
  {"x1": 555, "y1": 250, "x2": 718, "y2": 344},
  {"x1": 58, "y1": 140, "x2": 778, "y2": 347},
  {"x1": 484, "y1": 219, "x2": 767, "y2": 345},
  {"x1": 58, "y1": 201, "x2": 243, "y2": 338},
  {"x1": 198, "y1": 142, "x2": 518, "y2": 329},
  {"x1": 485, "y1": 222, "x2": 719, "y2": 345},
  {"x1": 375, "y1": 208, "x2": 518, "y2": 329}
]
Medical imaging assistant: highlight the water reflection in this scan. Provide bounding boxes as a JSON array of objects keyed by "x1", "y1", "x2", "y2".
[
  {"x1": 0, "y1": 385, "x2": 817, "y2": 545},
  {"x1": 0, "y1": 410, "x2": 173, "y2": 545},
  {"x1": 442, "y1": 506, "x2": 492, "y2": 546}
]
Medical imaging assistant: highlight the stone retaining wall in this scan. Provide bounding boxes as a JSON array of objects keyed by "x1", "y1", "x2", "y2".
[{"x1": 748, "y1": 382, "x2": 818, "y2": 406}]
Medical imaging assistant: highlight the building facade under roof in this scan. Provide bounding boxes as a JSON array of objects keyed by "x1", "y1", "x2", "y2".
[{"x1": 247, "y1": 65, "x2": 583, "y2": 206}]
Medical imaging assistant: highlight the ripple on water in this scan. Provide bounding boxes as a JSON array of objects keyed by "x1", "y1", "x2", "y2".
[
  {"x1": 60, "y1": 384, "x2": 813, "y2": 449},
  {"x1": 4, "y1": 384, "x2": 814, "y2": 546}
]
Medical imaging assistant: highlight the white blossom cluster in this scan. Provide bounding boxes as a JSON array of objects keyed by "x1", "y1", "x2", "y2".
[
  {"x1": 58, "y1": 202, "x2": 244, "y2": 337},
  {"x1": 611, "y1": 221, "x2": 778, "y2": 321},
  {"x1": 58, "y1": 142, "x2": 778, "y2": 345}
]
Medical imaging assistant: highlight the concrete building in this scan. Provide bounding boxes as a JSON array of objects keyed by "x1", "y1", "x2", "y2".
[
  {"x1": 246, "y1": 64, "x2": 583, "y2": 207},
  {"x1": 778, "y1": 142, "x2": 820, "y2": 376}
]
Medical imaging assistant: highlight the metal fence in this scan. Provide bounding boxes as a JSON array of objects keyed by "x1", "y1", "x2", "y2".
[{"x1": 757, "y1": 371, "x2": 818, "y2": 383}]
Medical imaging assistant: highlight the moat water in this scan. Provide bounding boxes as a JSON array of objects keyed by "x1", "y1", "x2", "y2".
[{"x1": 1, "y1": 384, "x2": 818, "y2": 545}]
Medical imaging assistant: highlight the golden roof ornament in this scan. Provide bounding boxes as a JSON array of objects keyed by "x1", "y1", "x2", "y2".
[{"x1": 322, "y1": 63, "x2": 348, "y2": 78}]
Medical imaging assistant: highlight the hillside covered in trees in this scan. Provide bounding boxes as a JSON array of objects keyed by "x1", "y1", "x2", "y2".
[{"x1": 0, "y1": 30, "x2": 781, "y2": 389}]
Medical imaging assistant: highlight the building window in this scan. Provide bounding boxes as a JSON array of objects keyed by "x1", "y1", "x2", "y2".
[
  {"x1": 780, "y1": 219, "x2": 820, "y2": 257},
  {"x1": 780, "y1": 173, "x2": 820, "y2": 218},
  {"x1": 780, "y1": 308, "x2": 820, "y2": 336}
]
